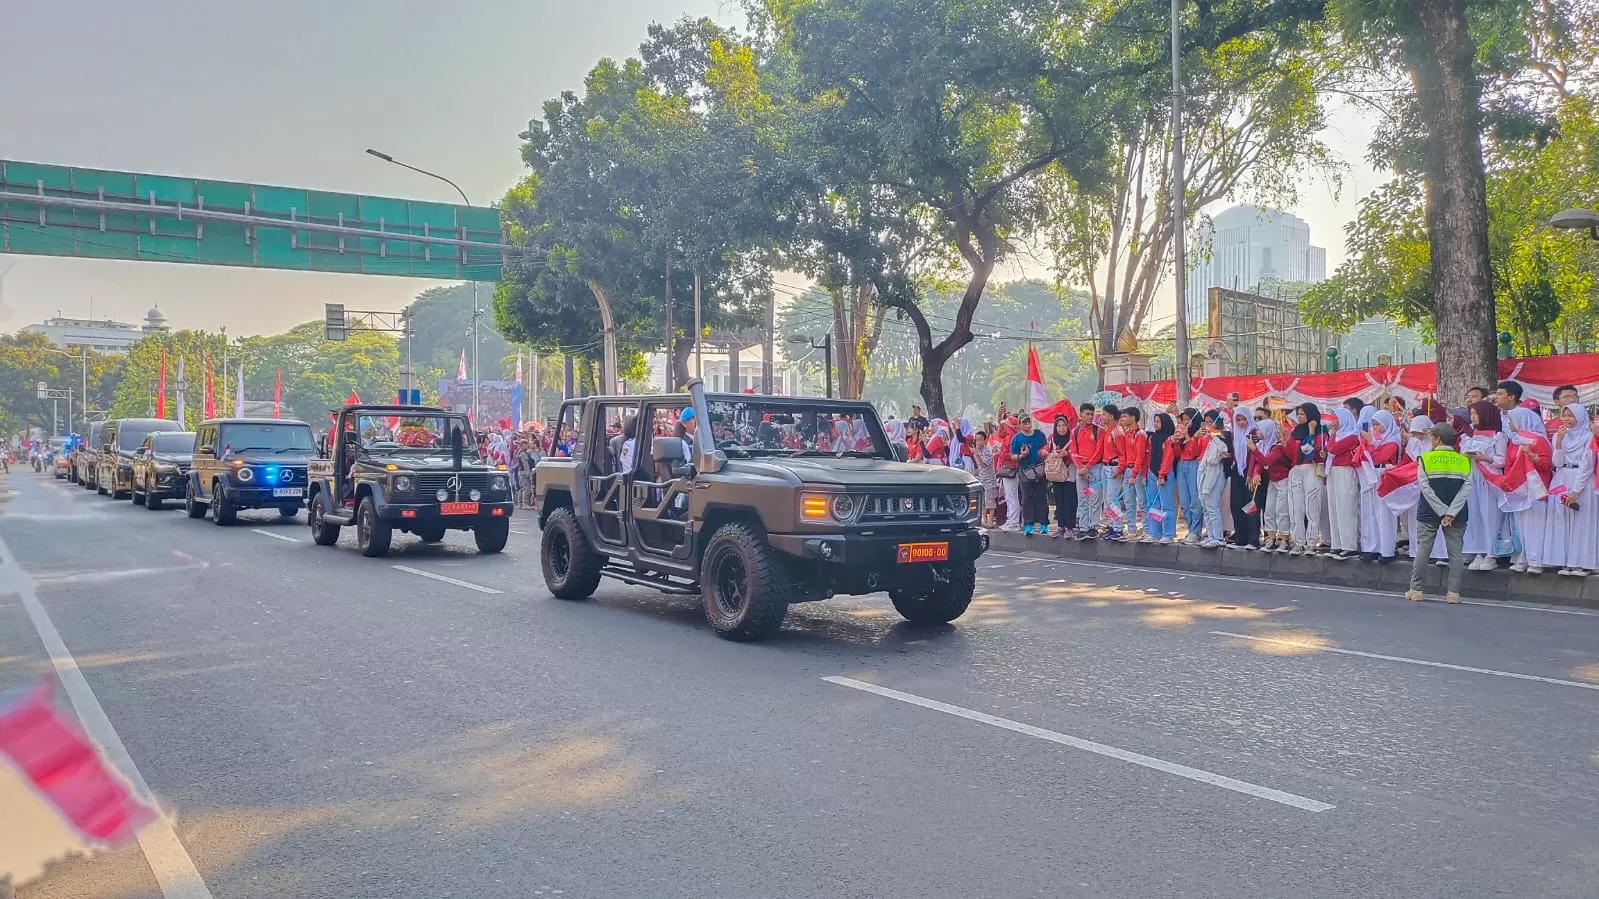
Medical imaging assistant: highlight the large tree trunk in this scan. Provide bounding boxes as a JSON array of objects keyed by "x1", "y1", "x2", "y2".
[
  {"x1": 670, "y1": 331, "x2": 694, "y2": 391},
  {"x1": 905, "y1": 259, "x2": 995, "y2": 420},
  {"x1": 830, "y1": 283, "x2": 881, "y2": 400},
  {"x1": 1408, "y1": 0, "x2": 1498, "y2": 403}
]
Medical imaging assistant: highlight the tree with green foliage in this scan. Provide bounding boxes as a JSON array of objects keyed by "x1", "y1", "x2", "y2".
[{"x1": 0, "y1": 332, "x2": 120, "y2": 436}]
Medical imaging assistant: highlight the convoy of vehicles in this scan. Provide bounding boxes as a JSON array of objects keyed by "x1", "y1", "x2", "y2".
[
  {"x1": 305, "y1": 404, "x2": 512, "y2": 557},
  {"x1": 37, "y1": 391, "x2": 986, "y2": 643},
  {"x1": 130, "y1": 431, "x2": 196, "y2": 510},
  {"x1": 533, "y1": 379, "x2": 988, "y2": 641},
  {"x1": 95, "y1": 418, "x2": 183, "y2": 499},
  {"x1": 184, "y1": 418, "x2": 316, "y2": 524}
]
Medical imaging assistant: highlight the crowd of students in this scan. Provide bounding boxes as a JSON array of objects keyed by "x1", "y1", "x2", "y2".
[{"x1": 886, "y1": 381, "x2": 1599, "y2": 588}]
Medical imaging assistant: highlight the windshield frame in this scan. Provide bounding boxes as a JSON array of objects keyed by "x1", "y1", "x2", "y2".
[
  {"x1": 349, "y1": 413, "x2": 480, "y2": 458},
  {"x1": 149, "y1": 433, "x2": 195, "y2": 455},
  {"x1": 115, "y1": 422, "x2": 181, "y2": 451},
  {"x1": 694, "y1": 397, "x2": 893, "y2": 460}
]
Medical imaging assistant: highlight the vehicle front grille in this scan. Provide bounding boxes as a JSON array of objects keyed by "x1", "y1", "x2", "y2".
[
  {"x1": 859, "y1": 493, "x2": 958, "y2": 522},
  {"x1": 416, "y1": 472, "x2": 494, "y2": 493}
]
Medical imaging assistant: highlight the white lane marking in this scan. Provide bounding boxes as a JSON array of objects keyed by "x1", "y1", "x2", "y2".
[
  {"x1": 390, "y1": 565, "x2": 503, "y2": 595},
  {"x1": 0, "y1": 533, "x2": 215, "y2": 899},
  {"x1": 823, "y1": 676, "x2": 1334, "y2": 813},
  {"x1": 510, "y1": 528, "x2": 528, "y2": 536},
  {"x1": 1212, "y1": 631, "x2": 1599, "y2": 692},
  {"x1": 989, "y1": 551, "x2": 1599, "y2": 617},
  {"x1": 249, "y1": 528, "x2": 300, "y2": 543}
]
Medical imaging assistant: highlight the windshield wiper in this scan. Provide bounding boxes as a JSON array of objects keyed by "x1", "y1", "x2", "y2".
[{"x1": 789, "y1": 449, "x2": 882, "y2": 459}]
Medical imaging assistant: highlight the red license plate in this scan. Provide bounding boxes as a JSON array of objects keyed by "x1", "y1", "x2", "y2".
[
  {"x1": 896, "y1": 541, "x2": 950, "y2": 564},
  {"x1": 440, "y1": 501, "x2": 479, "y2": 515}
]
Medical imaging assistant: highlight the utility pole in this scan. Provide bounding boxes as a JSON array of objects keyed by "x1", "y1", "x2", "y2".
[
  {"x1": 664, "y1": 262, "x2": 675, "y2": 392},
  {"x1": 1170, "y1": 0, "x2": 1192, "y2": 406},
  {"x1": 693, "y1": 271, "x2": 703, "y2": 379},
  {"x1": 762, "y1": 290, "x2": 775, "y2": 395}
]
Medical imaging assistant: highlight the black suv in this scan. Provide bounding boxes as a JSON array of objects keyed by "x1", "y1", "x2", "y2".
[
  {"x1": 130, "y1": 430, "x2": 196, "y2": 510},
  {"x1": 305, "y1": 404, "x2": 513, "y2": 557},
  {"x1": 534, "y1": 380, "x2": 988, "y2": 640},
  {"x1": 185, "y1": 418, "x2": 316, "y2": 525}
]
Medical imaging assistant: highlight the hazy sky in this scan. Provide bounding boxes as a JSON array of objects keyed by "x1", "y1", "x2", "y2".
[{"x1": 0, "y1": 0, "x2": 1383, "y2": 336}]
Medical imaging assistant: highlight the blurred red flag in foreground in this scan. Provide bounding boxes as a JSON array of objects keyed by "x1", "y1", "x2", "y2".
[{"x1": 0, "y1": 680, "x2": 157, "y2": 885}]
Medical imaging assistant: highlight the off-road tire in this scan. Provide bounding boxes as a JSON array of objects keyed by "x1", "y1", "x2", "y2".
[
  {"x1": 96, "y1": 479, "x2": 108, "y2": 496},
  {"x1": 474, "y1": 519, "x2": 509, "y2": 554},
  {"x1": 700, "y1": 522, "x2": 791, "y2": 641},
  {"x1": 309, "y1": 493, "x2": 341, "y2": 546},
  {"x1": 278, "y1": 506, "x2": 298, "y2": 518},
  {"x1": 356, "y1": 496, "x2": 392, "y2": 557},
  {"x1": 541, "y1": 507, "x2": 602, "y2": 600},
  {"x1": 415, "y1": 523, "x2": 447, "y2": 543},
  {"x1": 145, "y1": 477, "x2": 163, "y2": 511},
  {"x1": 212, "y1": 482, "x2": 237, "y2": 526},
  {"x1": 185, "y1": 482, "x2": 206, "y2": 518},
  {"x1": 131, "y1": 480, "x2": 146, "y2": 505},
  {"x1": 889, "y1": 560, "x2": 977, "y2": 624}
]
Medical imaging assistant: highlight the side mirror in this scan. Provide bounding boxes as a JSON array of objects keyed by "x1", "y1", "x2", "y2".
[
  {"x1": 198, "y1": 445, "x2": 214, "y2": 456},
  {"x1": 652, "y1": 436, "x2": 689, "y2": 464},
  {"x1": 891, "y1": 443, "x2": 909, "y2": 463},
  {"x1": 670, "y1": 462, "x2": 696, "y2": 479}
]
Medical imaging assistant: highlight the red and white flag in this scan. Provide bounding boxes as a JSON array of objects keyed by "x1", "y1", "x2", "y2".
[
  {"x1": 1378, "y1": 460, "x2": 1420, "y2": 514},
  {"x1": 273, "y1": 368, "x2": 282, "y2": 418},
  {"x1": 0, "y1": 681, "x2": 159, "y2": 886},
  {"x1": 1025, "y1": 344, "x2": 1055, "y2": 417},
  {"x1": 457, "y1": 350, "x2": 468, "y2": 381},
  {"x1": 155, "y1": 348, "x2": 167, "y2": 420},
  {"x1": 1481, "y1": 431, "x2": 1550, "y2": 513}
]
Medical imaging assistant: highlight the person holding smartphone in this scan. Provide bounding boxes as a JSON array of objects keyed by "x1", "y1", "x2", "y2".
[{"x1": 1546, "y1": 406, "x2": 1596, "y2": 576}]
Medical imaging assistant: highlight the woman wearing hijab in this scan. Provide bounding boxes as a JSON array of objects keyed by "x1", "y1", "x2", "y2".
[
  {"x1": 1462, "y1": 399, "x2": 1507, "y2": 570},
  {"x1": 1252, "y1": 418, "x2": 1292, "y2": 552},
  {"x1": 1358, "y1": 410, "x2": 1403, "y2": 562},
  {"x1": 883, "y1": 417, "x2": 907, "y2": 456},
  {"x1": 1224, "y1": 409, "x2": 1262, "y2": 549},
  {"x1": 1503, "y1": 405, "x2": 1554, "y2": 574},
  {"x1": 1545, "y1": 405, "x2": 1597, "y2": 576},
  {"x1": 1046, "y1": 415, "x2": 1077, "y2": 537},
  {"x1": 1143, "y1": 413, "x2": 1178, "y2": 543},
  {"x1": 953, "y1": 420, "x2": 977, "y2": 473},
  {"x1": 1197, "y1": 410, "x2": 1230, "y2": 547},
  {"x1": 995, "y1": 416, "x2": 1021, "y2": 531},
  {"x1": 1322, "y1": 407, "x2": 1364, "y2": 560},
  {"x1": 923, "y1": 420, "x2": 952, "y2": 466},
  {"x1": 1174, "y1": 408, "x2": 1203, "y2": 539},
  {"x1": 1286, "y1": 403, "x2": 1327, "y2": 555},
  {"x1": 1402, "y1": 413, "x2": 1446, "y2": 562}
]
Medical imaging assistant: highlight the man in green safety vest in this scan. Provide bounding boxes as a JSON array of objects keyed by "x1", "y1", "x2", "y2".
[{"x1": 1408, "y1": 423, "x2": 1471, "y2": 604}]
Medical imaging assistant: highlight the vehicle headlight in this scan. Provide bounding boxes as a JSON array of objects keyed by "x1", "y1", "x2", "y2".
[
  {"x1": 469, "y1": 488, "x2": 482, "y2": 501},
  {"x1": 491, "y1": 475, "x2": 508, "y2": 492},
  {"x1": 393, "y1": 475, "x2": 413, "y2": 492},
  {"x1": 236, "y1": 467, "x2": 254, "y2": 482},
  {"x1": 949, "y1": 493, "x2": 971, "y2": 517},
  {"x1": 830, "y1": 494, "x2": 856, "y2": 521},
  {"x1": 436, "y1": 489, "x2": 450, "y2": 501}
]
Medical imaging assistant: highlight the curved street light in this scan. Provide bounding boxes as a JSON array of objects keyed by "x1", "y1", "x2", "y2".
[{"x1": 1548, "y1": 207, "x2": 1599, "y2": 240}]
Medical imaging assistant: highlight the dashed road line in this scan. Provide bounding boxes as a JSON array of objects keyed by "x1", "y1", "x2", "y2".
[
  {"x1": 824, "y1": 675, "x2": 1334, "y2": 813},
  {"x1": 1212, "y1": 631, "x2": 1599, "y2": 692},
  {"x1": 391, "y1": 564, "x2": 503, "y2": 594},
  {"x1": 249, "y1": 528, "x2": 300, "y2": 543}
]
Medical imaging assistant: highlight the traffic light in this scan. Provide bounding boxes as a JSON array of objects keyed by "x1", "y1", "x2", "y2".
[{"x1": 324, "y1": 303, "x2": 346, "y2": 341}]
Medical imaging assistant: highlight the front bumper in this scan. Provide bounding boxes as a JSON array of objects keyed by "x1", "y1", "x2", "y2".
[
  {"x1": 769, "y1": 528, "x2": 989, "y2": 567},
  {"x1": 148, "y1": 472, "x2": 187, "y2": 498},
  {"x1": 223, "y1": 485, "x2": 308, "y2": 508},
  {"x1": 376, "y1": 500, "x2": 515, "y2": 525}
]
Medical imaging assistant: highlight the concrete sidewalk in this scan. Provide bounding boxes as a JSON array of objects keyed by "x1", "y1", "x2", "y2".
[{"x1": 988, "y1": 530, "x2": 1599, "y2": 609}]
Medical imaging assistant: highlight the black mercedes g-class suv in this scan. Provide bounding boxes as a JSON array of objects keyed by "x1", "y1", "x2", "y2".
[
  {"x1": 184, "y1": 418, "x2": 316, "y2": 524},
  {"x1": 534, "y1": 379, "x2": 988, "y2": 641},
  {"x1": 305, "y1": 404, "x2": 513, "y2": 557}
]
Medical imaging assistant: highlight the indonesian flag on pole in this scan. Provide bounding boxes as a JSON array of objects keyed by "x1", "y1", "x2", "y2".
[
  {"x1": 1378, "y1": 460, "x2": 1420, "y2": 514},
  {"x1": 203, "y1": 355, "x2": 215, "y2": 420},
  {"x1": 1481, "y1": 431, "x2": 1550, "y2": 512},
  {"x1": 155, "y1": 348, "x2": 167, "y2": 420},
  {"x1": 273, "y1": 368, "x2": 282, "y2": 418},
  {"x1": 1025, "y1": 344, "x2": 1049, "y2": 415},
  {"x1": 234, "y1": 362, "x2": 245, "y2": 417},
  {"x1": 0, "y1": 681, "x2": 159, "y2": 886},
  {"x1": 174, "y1": 356, "x2": 186, "y2": 428},
  {"x1": 457, "y1": 350, "x2": 468, "y2": 380}
]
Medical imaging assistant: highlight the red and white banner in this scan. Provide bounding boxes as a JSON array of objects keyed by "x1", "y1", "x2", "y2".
[{"x1": 1114, "y1": 353, "x2": 1599, "y2": 418}]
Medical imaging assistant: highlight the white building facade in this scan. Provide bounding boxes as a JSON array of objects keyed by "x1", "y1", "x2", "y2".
[
  {"x1": 23, "y1": 306, "x2": 170, "y2": 354},
  {"x1": 1185, "y1": 205, "x2": 1326, "y2": 324}
]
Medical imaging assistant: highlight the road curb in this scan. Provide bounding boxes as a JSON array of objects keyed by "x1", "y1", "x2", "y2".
[{"x1": 988, "y1": 530, "x2": 1599, "y2": 610}]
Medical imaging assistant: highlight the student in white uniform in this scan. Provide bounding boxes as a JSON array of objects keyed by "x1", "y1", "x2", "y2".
[
  {"x1": 1545, "y1": 405, "x2": 1597, "y2": 576},
  {"x1": 1504, "y1": 406, "x2": 1554, "y2": 574},
  {"x1": 1462, "y1": 400, "x2": 1507, "y2": 571}
]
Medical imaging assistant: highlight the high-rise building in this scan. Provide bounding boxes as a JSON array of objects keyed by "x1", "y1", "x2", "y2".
[
  {"x1": 1185, "y1": 205, "x2": 1326, "y2": 324},
  {"x1": 21, "y1": 305, "x2": 170, "y2": 354}
]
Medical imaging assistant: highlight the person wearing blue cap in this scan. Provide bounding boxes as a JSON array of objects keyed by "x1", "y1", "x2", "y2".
[{"x1": 676, "y1": 407, "x2": 699, "y2": 453}]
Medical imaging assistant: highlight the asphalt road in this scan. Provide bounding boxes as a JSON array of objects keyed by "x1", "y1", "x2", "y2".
[{"x1": 3, "y1": 468, "x2": 1599, "y2": 898}]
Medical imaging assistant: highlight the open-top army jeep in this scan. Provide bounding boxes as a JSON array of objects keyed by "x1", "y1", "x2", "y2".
[
  {"x1": 306, "y1": 404, "x2": 513, "y2": 557},
  {"x1": 534, "y1": 379, "x2": 989, "y2": 640}
]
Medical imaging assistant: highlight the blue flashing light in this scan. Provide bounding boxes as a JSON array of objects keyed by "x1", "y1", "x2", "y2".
[{"x1": 264, "y1": 466, "x2": 279, "y2": 484}]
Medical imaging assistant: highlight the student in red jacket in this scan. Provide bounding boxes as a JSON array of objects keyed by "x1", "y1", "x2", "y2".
[
  {"x1": 1143, "y1": 412, "x2": 1179, "y2": 542},
  {"x1": 1071, "y1": 403, "x2": 1105, "y2": 536},
  {"x1": 1249, "y1": 417, "x2": 1294, "y2": 552},
  {"x1": 1120, "y1": 407, "x2": 1149, "y2": 538},
  {"x1": 1325, "y1": 405, "x2": 1365, "y2": 560},
  {"x1": 1099, "y1": 405, "x2": 1128, "y2": 537}
]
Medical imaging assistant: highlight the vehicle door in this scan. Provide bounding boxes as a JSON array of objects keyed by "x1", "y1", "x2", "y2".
[
  {"x1": 628, "y1": 404, "x2": 694, "y2": 560},
  {"x1": 586, "y1": 401, "x2": 638, "y2": 548},
  {"x1": 193, "y1": 425, "x2": 219, "y2": 499},
  {"x1": 98, "y1": 422, "x2": 118, "y2": 483},
  {"x1": 133, "y1": 437, "x2": 153, "y2": 485},
  {"x1": 334, "y1": 418, "x2": 361, "y2": 506}
]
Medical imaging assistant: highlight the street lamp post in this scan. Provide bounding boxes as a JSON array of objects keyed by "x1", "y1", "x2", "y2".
[
  {"x1": 36, "y1": 382, "x2": 73, "y2": 437},
  {"x1": 43, "y1": 347, "x2": 89, "y2": 435},
  {"x1": 1548, "y1": 208, "x2": 1599, "y2": 240},
  {"x1": 787, "y1": 334, "x2": 834, "y2": 398},
  {"x1": 366, "y1": 148, "x2": 481, "y2": 423}
]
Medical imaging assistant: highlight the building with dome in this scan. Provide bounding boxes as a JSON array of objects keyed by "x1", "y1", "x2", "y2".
[{"x1": 22, "y1": 305, "x2": 168, "y2": 354}]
